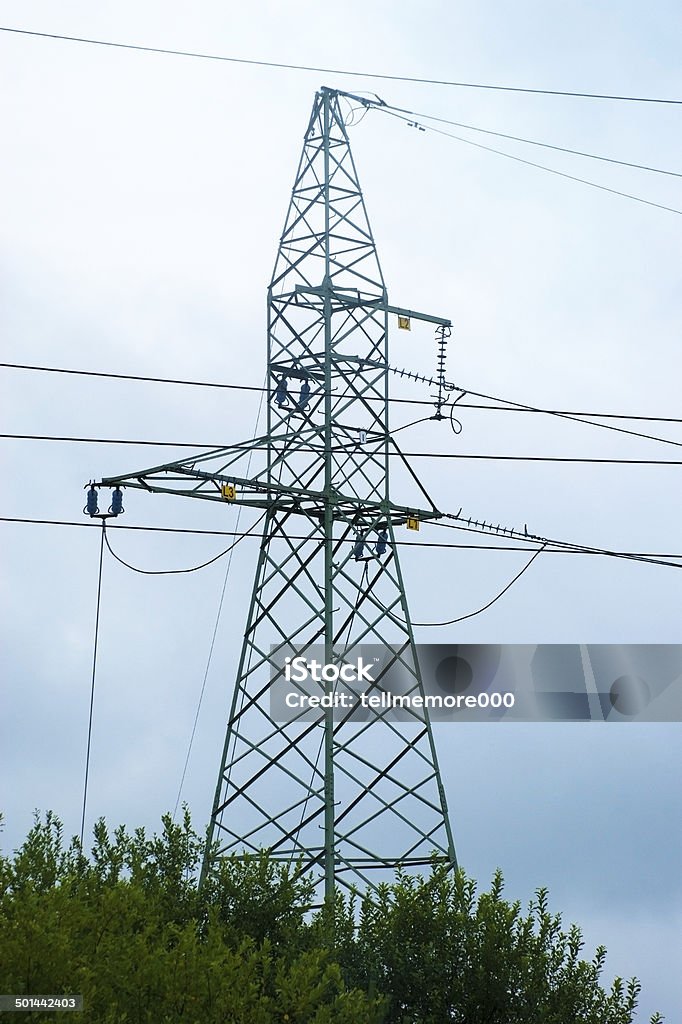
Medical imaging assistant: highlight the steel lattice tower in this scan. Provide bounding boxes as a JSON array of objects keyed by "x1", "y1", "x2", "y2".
[{"x1": 94, "y1": 88, "x2": 457, "y2": 901}]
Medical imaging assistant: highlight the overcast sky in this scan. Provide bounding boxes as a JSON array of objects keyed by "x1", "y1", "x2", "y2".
[{"x1": 1, "y1": 3, "x2": 681, "y2": 1020}]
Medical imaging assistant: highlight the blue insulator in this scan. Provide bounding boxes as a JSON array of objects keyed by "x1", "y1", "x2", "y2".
[
  {"x1": 85, "y1": 485, "x2": 99, "y2": 517},
  {"x1": 274, "y1": 378, "x2": 289, "y2": 407},
  {"x1": 109, "y1": 487, "x2": 124, "y2": 516},
  {"x1": 353, "y1": 536, "x2": 365, "y2": 561},
  {"x1": 299, "y1": 379, "x2": 311, "y2": 410},
  {"x1": 376, "y1": 529, "x2": 388, "y2": 556}
]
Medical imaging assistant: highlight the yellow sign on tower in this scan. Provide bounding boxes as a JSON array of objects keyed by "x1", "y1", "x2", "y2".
[
  {"x1": 221, "y1": 483, "x2": 237, "y2": 502},
  {"x1": 406, "y1": 517, "x2": 420, "y2": 531}
]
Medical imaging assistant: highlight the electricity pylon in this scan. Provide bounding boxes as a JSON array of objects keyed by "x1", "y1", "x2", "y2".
[{"x1": 93, "y1": 87, "x2": 457, "y2": 901}]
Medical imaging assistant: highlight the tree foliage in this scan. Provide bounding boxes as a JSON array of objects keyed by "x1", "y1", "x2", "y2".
[
  {"x1": 333, "y1": 868, "x2": 660, "y2": 1024},
  {"x1": 0, "y1": 811, "x2": 663, "y2": 1023}
]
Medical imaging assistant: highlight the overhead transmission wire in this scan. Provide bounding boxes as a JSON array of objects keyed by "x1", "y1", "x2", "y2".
[
  {"x1": 172, "y1": 377, "x2": 267, "y2": 819},
  {"x1": 3, "y1": 362, "x2": 681, "y2": 423},
  {"x1": 105, "y1": 510, "x2": 267, "y2": 575},
  {"x1": 392, "y1": 432, "x2": 544, "y2": 628},
  {"x1": 208, "y1": 270, "x2": 298, "y2": 826},
  {"x1": 381, "y1": 102, "x2": 682, "y2": 179},
  {"x1": 3, "y1": 26, "x2": 681, "y2": 104},
  {"x1": 389, "y1": 415, "x2": 438, "y2": 435},
  {"x1": 2, "y1": 364, "x2": 680, "y2": 573},
  {"x1": 0, "y1": 361, "x2": 270, "y2": 394},
  {"x1": 80, "y1": 522, "x2": 106, "y2": 848},
  {"x1": 5, "y1": 515, "x2": 682, "y2": 560},
  {"x1": 435, "y1": 405, "x2": 682, "y2": 423},
  {"x1": 439, "y1": 382, "x2": 682, "y2": 449},
  {"x1": 407, "y1": 544, "x2": 547, "y2": 628},
  {"x1": 5, "y1": 433, "x2": 682, "y2": 464},
  {"x1": 345, "y1": 366, "x2": 682, "y2": 444},
  {"x1": 375, "y1": 107, "x2": 682, "y2": 216},
  {"x1": 224, "y1": 360, "x2": 682, "y2": 451},
  {"x1": 412, "y1": 454, "x2": 682, "y2": 465},
  {"x1": 3, "y1": 515, "x2": 682, "y2": 571},
  {"x1": 7, "y1": 28, "x2": 681, "y2": 215},
  {"x1": 395, "y1": 429, "x2": 682, "y2": 573},
  {"x1": 432, "y1": 516, "x2": 682, "y2": 571},
  {"x1": 216, "y1": 367, "x2": 300, "y2": 823}
]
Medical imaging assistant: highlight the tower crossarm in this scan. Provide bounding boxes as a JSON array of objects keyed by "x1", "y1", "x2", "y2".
[
  {"x1": 97, "y1": 463, "x2": 441, "y2": 526},
  {"x1": 294, "y1": 284, "x2": 452, "y2": 328}
]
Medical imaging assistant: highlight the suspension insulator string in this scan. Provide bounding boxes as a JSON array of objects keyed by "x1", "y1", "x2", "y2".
[
  {"x1": 298, "y1": 379, "x2": 311, "y2": 410},
  {"x1": 434, "y1": 324, "x2": 451, "y2": 419},
  {"x1": 353, "y1": 533, "x2": 365, "y2": 560},
  {"x1": 109, "y1": 487, "x2": 124, "y2": 516},
  {"x1": 84, "y1": 483, "x2": 99, "y2": 517},
  {"x1": 274, "y1": 377, "x2": 289, "y2": 407}
]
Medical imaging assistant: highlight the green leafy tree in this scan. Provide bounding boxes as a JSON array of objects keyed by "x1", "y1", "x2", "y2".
[
  {"x1": 0, "y1": 812, "x2": 664, "y2": 1024},
  {"x1": 0, "y1": 810, "x2": 379, "y2": 1023},
  {"x1": 333, "y1": 866, "x2": 663, "y2": 1024}
]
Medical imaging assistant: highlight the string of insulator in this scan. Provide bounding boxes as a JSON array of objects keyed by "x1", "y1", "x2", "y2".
[
  {"x1": 353, "y1": 527, "x2": 390, "y2": 561},
  {"x1": 387, "y1": 363, "x2": 456, "y2": 393},
  {"x1": 85, "y1": 485, "x2": 99, "y2": 517},
  {"x1": 446, "y1": 509, "x2": 535, "y2": 540},
  {"x1": 109, "y1": 487, "x2": 124, "y2": 516},
  {"x1": 83, "y1": 484, "x2": 125, "y2": 519},
  {"x1": 273, "y1": 376, "x2": 312, "y2": 411},
  {"x1": 275, "y1": 378, "x2": 289, "y2": 407},
  {"x1": 434, "y1": 324, "x2": 452, "y2": 420}
]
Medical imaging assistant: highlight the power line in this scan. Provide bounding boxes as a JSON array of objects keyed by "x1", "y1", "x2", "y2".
[
  {"x1": 3, "y1": 433, "x2": 682, "y2": 465},
  {"x1": 2, "y1": 26, "x2": 681, "y2": 105},
  {"x1": 3, "y1": 361, "x2": 681, "y2": 422},
  {"x1": 80, "y1": 522, "x2": 105, "y2": 848},
  {"x1": 383, "y1": 103, "x2": 682, "y2": 179},
  {"x1": 447, "y1": 402, "x2": 682, "y2": 424},
  {"x1": 378, "y1": 108, "x2": 682, "y2": 216},
  {"x1": 445, "y1": 383, "x2": 682, "y2": 449},
  {"x1": 0, "y1": 360, "x2": 267, "y2": 394},
  {"x1": 0, "y1": 359, "x2": 436, "y2": 409},
  {"x1": 2, "y1": 516, "x2": 681, "y2": 565},
  {"x1": 385, "y1": 367, "x2": 682, "y2": 448},
  {"x1": 104, "y1": 512, "x2": 266, "y2": 575},
  {"x1": 434, "y1": 516, "x2": 682, "y2": 571},
  {"x1": 2, "y1": 432, "x2": 211, "y2": 448},
  {"x1": 409, "y1": 544, "x2": 547, "y2": 627},
  {"x1": 172, "y1": 378, "x2": 267, "y2": 819}
]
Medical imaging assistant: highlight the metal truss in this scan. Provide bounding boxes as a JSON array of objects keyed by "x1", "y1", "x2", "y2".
[{"x1": 95, "y1": 87, "x2": 457, "y2": 902}]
